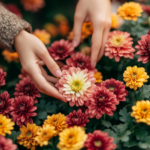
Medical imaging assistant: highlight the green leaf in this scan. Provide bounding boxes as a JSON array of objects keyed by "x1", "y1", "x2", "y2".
[
  {"x1": 6, "y1": 131, "x2": 21, "y2": 143},
  {"x1": 36, "y1": 99, "x2": 46, "y2": 112},
  {"x1": 101, "y1": 120, "x2": 112, "y2": 128},
  {"x1": 39, "y1": 111, "x2": 47, "y2": 120},
  {"x1": 46, "y1": 103, "x2": 57, "y2": 114},
  {"x1": 135, "y1": 129, "x2": 148, "y2": 141}
]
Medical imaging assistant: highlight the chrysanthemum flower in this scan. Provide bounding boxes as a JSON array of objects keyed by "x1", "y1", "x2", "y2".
[
  {"x1": 18, "y1": 69, "x2": 28, "y2": 79},
  {"x1": 123, "y1": 66, "x2": 149, "y2": 90},
  {"x1": 43, "y1": 113, "x2": 68, "y2": 136},
  {"x1": 10, "y1": 96, "x2": 37, "y2": 127},
  {"x1": 84, "y1": 130, "x2": 117, "y2": 150},
  {"x1": 82, "y1": 22, "x2": 93, "y2": 36},
  {"x1": 117, "y1": 2, "x2": 143, "y2": 21},
  {"x1": 135, "y1": 33, "x2": 150, "y2": 64},
  {"x1": 2, "y1": 50, "x2": 19, "y2": 63},
  {"x1": 0, "y1": 68, "x2": 6, "y2": 87},
  {"x1": 5, "y1": 4, "x2": 22, "y2": 18},
  {"x1": 56, "y1": 67, "x2": 96, "y2": 107},
  {"x1": 85, "y1": 86, "x2": 118, "y2": 119},
  {"x1": 17, "y1": 123, "x2": 40, "y2": 150},
  {"x1": 0, "y1": 114, "x2": 15, "y2": 136},
  {"x1": 62, "y1": 52, "x2": 97, "y2": 73},
  {"x1": 33, "y1": 29, "x2": 51, "y2": 45},
  {"x1": 0, "y1": 136, "x2": 17, "y2": 150},
  {"x1": 66, "y1": 109, "x2": 89, "y2": 128},
  {"x1": 44, "y1": 23, "x2": 58, "y2": 37},
  {"x1": 48, "y1": 39, "x2": 74, "y2": 60},
  {"x1": 105, "y1": 31, "x2": 135, "y2": 62},
  {"x1": 0, "y1": 91, "x2": 14, "y2": 117},
  {"x1": 141, "y1": 4, "x2": 150, "y2": 15},
  {"x1": 57, "y1": 126, "x2": 87, "y2": 150},
  {"x1": 100, "y1": 78, "x2": 128, "y2": 103},
  {"x1": 58, "y1": 21, "x2": 70, "y2": 37},
  {"x1": 80, "y1": 46, "x2": 91, "y2": 56},
  {"x1": 35, "y1": 125, "x2": 56, "y2": 147},
  {"x1": 14, "y1": 77, "x2": 41, "y2": 103},
  {"x1": 94, "y1": 72, "x2": 103, "y2": 83},
  {"x1": 131, "y1": 100, "x2": 150, "y2": 125},
  {"x1": 111, "y1": 14, "x2": 120, "y2": 29},
  {"x1": 21, "y1": 0, "x2": 45, "y2": 12}
]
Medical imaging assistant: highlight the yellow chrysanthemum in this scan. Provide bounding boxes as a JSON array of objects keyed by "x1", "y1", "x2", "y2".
[
  {"x1": 117, "y1": 2, "x2": 143, "y2": 21},
  {"x1": 0, "y1": 114, "x2": 15, "y2": 136},
  {"x1": 17, "y1": 123, "x2": 40, "y2": 150},
  {"x1": 57, "y1": 126, "x2": 87, "y2": 150},
  {"x1": 43, "y1": 113, "x2": 68, "y2": 136},
  {"x1": 131, "y1": 100, "x2": 150, "y2": 125},
  {"x1": 111, "y1": 14, "x2": 120, "y2": 29},
  {"x1": 123, "y1": 66, "x2": 149, "y2": 90},
  {"x1": 80, "y1": 46, "x2": 91, "y2": 56},
  {"x1": 35, "y1": 125, "x2": 56, "y2": 147},
  {"x1": 33, "y1": 29, "x2": 51, "y2": 45},
  {"x1": 94, "y1": 72, "x2": 103, "y2": 83},
  {"x1": 2, "y1": 49, "x2": 19, "y2": 63}
]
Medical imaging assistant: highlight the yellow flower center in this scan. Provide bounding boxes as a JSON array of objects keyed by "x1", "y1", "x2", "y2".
[
  {"x1": 71, "y1": 80, "x2": 83, "y2": 92},
  {"x1": 94, "y1": 141, "x2": 102, "y2": 147},
  {"x1": 53, "y1": 119, "x2": 57, "y2": 123},
  {"x1": 43, "y1": 132, "x2": 47, "y2": 137},
  {"x1": 133, "y1": 73, "x2": 137, "y2": 76},
  {"x1": 143, "y1": 109, "x2": 147, "y2": 113},
  {"x1": 112, "y1": 36, "x2": 123, "y2": 47},
  {"x1": 109, "y1": 86, "x2": 114, "y2": 90},
  {"x1": 26, "y1": 131, "x2": 32, "y2": 137},
  {"x1": 0, "y1": 123, "x2": 2, "y2": 126}
]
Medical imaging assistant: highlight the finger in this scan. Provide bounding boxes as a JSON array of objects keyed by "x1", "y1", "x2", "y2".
[
  {"x1": 37, "y1": 48, "x2": 62, "y2": 78},
  {"x1": 26, "y1": 64, "x2": 67, "y2": 103},
  {"x1": 73, "y1": 2, "x2": 86, "y2": 47},
  {"x1": 98, "y1": 23, "x2": 111, "y2": 61},
  {"x1": 91, "y1": 17, "x2": 105, "y2": 68},
  {"x1": 38, "y1": 60, "x2": 45, "y2": 66},
  {"x1": 40, "y1": 66, "x2": 59, "y2": 84}
]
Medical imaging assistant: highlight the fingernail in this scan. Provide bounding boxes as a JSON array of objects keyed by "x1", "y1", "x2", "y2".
[
  {"x1": 55, "y1": 70, "x2": 62, "y2": 77},
  {"x1": 92, "y1": 62, "x2": 96, "y2": 68},
  {"x1": 72, "y1": 40, "x2": 77, "y2": 47}
]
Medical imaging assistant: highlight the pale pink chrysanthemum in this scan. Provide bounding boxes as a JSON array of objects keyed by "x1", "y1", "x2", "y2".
[
  {"x1": 62, "y1": 52, "x2": 97, "y2": 73},
  {"x1": 105, "y1": 31, "x2": 135, "y2": 62},
  {"x1": 55, "y1": 67, "x2": 96, "y2": 107},
  {"x1": 21, "y1": 0, "x2": 45, "y2": 12},
  {"x1": 48, "y1": 39, "x2": 74, "y2": 60}
]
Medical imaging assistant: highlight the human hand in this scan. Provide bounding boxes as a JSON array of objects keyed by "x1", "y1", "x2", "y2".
[
  {"x1": 73, "y1": 0, "x2": 111, "y2": 68},
  {"x1": 14, "y1": 30, "x2": 67, "y2": 102}
]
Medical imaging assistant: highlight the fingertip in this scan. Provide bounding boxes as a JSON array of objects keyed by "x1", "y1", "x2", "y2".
[{"x1": 54, "y1": 70, "x2": 63, "y2": 78}]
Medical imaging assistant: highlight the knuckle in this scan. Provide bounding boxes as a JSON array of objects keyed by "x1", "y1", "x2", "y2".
[
  {"x1": 39, "y1": 49, "x2": 48, "y2": 57},
  {"x1": 74, "y1": 14, "x2": 82, "y2": 21},
  {"x1": 106, "y1": 20, "x2": 112, "y2": 28},
  {"x1": 96, "y1": 18, "x2": 105, "y2": 26}
]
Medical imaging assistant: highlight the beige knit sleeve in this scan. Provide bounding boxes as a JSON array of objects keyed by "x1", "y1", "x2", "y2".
[{"x1": 0, "y1": 4, "x2": 32, "y2": 52}]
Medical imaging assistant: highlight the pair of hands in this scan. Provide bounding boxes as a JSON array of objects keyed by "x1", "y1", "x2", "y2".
[{"x1": 15, "y1": 0, "x2": 111, "y2": 102}]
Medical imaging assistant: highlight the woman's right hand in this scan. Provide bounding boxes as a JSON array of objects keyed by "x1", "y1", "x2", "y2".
[{"x1": 14, "y1": 30, "x2": 67, "y2": 102}]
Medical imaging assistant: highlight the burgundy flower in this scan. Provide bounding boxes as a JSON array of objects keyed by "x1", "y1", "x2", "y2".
[
  {"x1": 66, "y1": 109, "x2": 89, "y2": 128},
  {"x1": 85, "y1": 86, "x2": 118, "y2": 119},
  {"x1": 14, "y1": 77, "x2": 40, "y2": 103},
  {"x1": 5, "y1": 4, "x2": 22, "y2": 18},
  {"x1": 0, "y1": 136, "x2": 17, "y2": 150},
  {"x1": 62, "y1": 52, "x2": 97, "y2": 73},
  {"x1": 99, "y1": 78, "x2": 128, "y2": 103},
  {"x1": 48, "y1": 39, "x2": 74, "y2": 60},
  {"x1": 18, "y1": 69, "x2": 28, "y2": 79},
  {"x1": 0, "y1": 91, "x2": 14, "y2": 117},
  {"x1": 10, "y1": 96, "x2": 37, "y2": 127},
  {"x1": 0, "y1": 68, "x2": 6, "y2": 87},
  {"x1": 84, "y1": 130, "x2": 117, "y2": 150},
  {"x1": 135, "y1": 32, "x2": 150, "y2": 64},
  {"x1": 141, "y1": 4, "x2": 150, "y2": 15}
]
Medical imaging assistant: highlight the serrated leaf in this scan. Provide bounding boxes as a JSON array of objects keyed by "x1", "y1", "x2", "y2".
[
  {"x1": 137, "y1": 85, "x2": 150, "y2": 100},
  {"x1": 6, "y1": 131, "x2": 21, "y2": 143},
  {"x1": 135, "y1": 129, "x2": 148, "y2": 141},
  {"x1": 124, "y1": 140, "x2": 138, "y2": 148},
  {"x1": 39, "y1": 111, "x2": 47, "y2": 120},
  {"x1": 46, "y1": 103, "x2": 57, "y2": 114},
  {"x1": 120, "y1": 130, "x2": 131, "y2": 142},
  {"x1": 101, "y1": 120, "x2": 112, "y2": 128}
]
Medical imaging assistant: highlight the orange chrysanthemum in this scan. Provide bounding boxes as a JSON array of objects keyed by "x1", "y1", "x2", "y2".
[
  {"x1": 44, "y1": 23, "x2": 58, "y2": 37},
  {"x1": 111, "y1": 14, "x2": 120, "y2": 29},
  {"x1": 131, "y1": 100, "x2": 150, "y2": 125},
  {"x1": 21, "y1": 0, "x2": 45, "y2": 12},
  {"x1": 58, "y1": 21, "x2": 70, "y2": 37},
  {"x1": 82, "y1": 22, "x2": 93, "y2": 36},
  {"x1": 2, "y1": 49, "x2": 19, "y2": 63},
  {"x1": 43, "y1": 113, "x2": 68, "y2": 136},
  {"x1": 94, "y1": 72, "x2": 103, "y2": 83},
  {"x1": 117, "y1": 2, "x2": 143, "y2": 21},
  {"x1": 33, "y1": 29, "x2": 51, "y2": 45}
]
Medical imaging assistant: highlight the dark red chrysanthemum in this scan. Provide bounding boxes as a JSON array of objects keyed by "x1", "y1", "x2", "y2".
[
  {"x1": 85, "y1": 86, "x2": 118, "y2": 119},
  {"x1": 84, "y1": 130, "x2": 117, "y2": 150},
  {"x1": 14, "y1": 77, "x2": 40, "y2": 103},
  {"x1": 66, "y1": 109, "x2": 89, "y2": 128},
  {"x1": 5, "y1": 4, "x2": 22, "y2": 18},
  {"x1": 0, "y1": 91, "x2": 14, "y2": 117},
  {"x1": 141, "y1": 4, "x2": 150, "y2": 15},
  {"x1": 18, "y1": 69, "x2": 28, "y2": 79},
  {"x1": 0, "y1": 68, "x2": 6, "y2": 87},
  {"x1": 135, "y1": 32, "x2": 150, "y2": 64},
  {"x1": 48, "y1": 39, "x2": 74, "y2": 60},
  {"x1": 10, "y1": 96, "x2": 37, "y2": 127},
  {"x1": 0, "y1": 136, "x2": 17, "y2": 150},
  {"x1": 99, "y1": 78, "x2": 128, "y2": 103},
  {"x1": 61, "y1": 52, "x2": 97, "y2": 73}
]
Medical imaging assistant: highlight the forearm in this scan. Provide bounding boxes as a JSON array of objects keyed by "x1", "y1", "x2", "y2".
[{"x1": 0, "y1": 3, "x2": 32, "y2": 52}]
